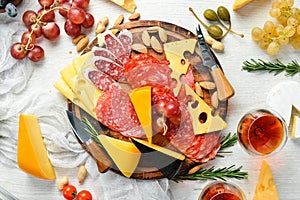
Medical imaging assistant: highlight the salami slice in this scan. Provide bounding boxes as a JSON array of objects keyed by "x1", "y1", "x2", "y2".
[
  {"x1": 103, "y1": 32, "x2": 127, "y2": 60},
  {"x1": 92, "y1": 46, "x2": 117, "y2": 61},
  {"x1": 87, "y1": 69, "x2": 114, "y2": 92},
  {"x1": 92, "y1": 56, "x2": 125, "y2": 81},
  {"x1": 95, "y1": 83, "x2": 145, "y2": 138},
  {"x1": 117, "y1": 29, "x2": 133, "y2": 56},
  {"x1": 125, "y1": 63, "x2": 173, "y2": 89},
  {"x1": 165, "y1": 103, "x2": 221, "y2": 162}
]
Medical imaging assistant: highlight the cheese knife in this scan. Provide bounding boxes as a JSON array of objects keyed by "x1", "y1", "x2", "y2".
[
  {"x1": 66, "y1": 110, "x2": 112, "y2": 173},
  {"x1": 196, "y1": 25, "x2": 235, "y2": 101}
]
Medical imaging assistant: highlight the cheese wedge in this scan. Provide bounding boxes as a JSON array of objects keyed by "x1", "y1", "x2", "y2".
[
  {"x1": 17, "y1": 114, "x2": 56, "y2": 180},
  {"x1": 72, "y1": 51, "x2": 93, "y2": 73},
  {"x1": 110, "y1": 0, "x2": 137, "y2": 13},
  {"x1": 185, "y1": 84, "x2": 227, "y2": 134},
  {"x1": 97, "y1": 135, "x2": 141, "y2": 178},
  {"x1": 233, "y1": 0, "x2": 254, "y2": 11},
  {"x1": 129, "y1": 86, "x2": 153, "y2": 143},
  {"x1": 164, "y1": 39, "x2": 197, "y2": 75},
  {"x1": 253, "y1": 160, "x2": 279, "y2": 200},
  {"x1": 289, "y1": 105, "x2": 300, "y2": 138},
  {"x1": 54, "y1": 78, "x2": 74, "y2": 101},
  {"x1": 60, "y1": 63, "x2": 77, "y2": 90}
]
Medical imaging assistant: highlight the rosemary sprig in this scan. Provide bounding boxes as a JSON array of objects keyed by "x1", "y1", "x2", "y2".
[
  {"x1": 82, "y1": 117, "x2": 103, "y2": 147},
  {"x1": 242, "y1": 59, "x2": 300, "y2": 76},
  {"x1": 217, "y1": 132, "x2": 238, "y2": 156},
  {"x1": 173, "y1": 165, "x2": 248, "y2": 182}
]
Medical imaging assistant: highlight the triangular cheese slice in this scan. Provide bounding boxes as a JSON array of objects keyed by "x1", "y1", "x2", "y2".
[
  {"x1": 164, "y1": 39, "x2": 197, "y2": 75},
  {"x1": 17, "y1": 114, "x2": 56, "y2": 180},
  {"x1": 129, "y1": 86, "x2": 153, "y2": 143},
  {"x1": 185, "y1": 84, "x2": 227, "y2": 134},
  {"x1": 110, "y1": 0, "x2": 136, "y2": 13},
  {"x1": 97, "y1": 135, "x2": 141, "y2": 178},
  {"x1": 233, "y1": 0, "x2": 254, "y2": 11},
  {"x1": 253, "y1": 160, "x2": 279, "y2": 200}
]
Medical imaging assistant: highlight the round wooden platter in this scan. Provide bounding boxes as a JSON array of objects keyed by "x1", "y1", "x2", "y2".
[
  {"x1": 0, "y1": 0, "x2": 23, "y2": 13},
  {"x1": 71, "y1": 20, "x2": 228, "y2": 179}
]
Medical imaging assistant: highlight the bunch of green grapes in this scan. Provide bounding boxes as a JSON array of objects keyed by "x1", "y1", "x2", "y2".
[{"x1": 251, "y1": 0, "x2": 300, "y2": 55}]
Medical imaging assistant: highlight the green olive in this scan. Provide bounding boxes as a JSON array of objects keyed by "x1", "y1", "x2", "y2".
[
  {"x1": 207, "y1": 24, "x2": 223, "y2": 40},
  {"x1": 217, "y1": 6, "x2": 230, "y2": 22},
  {"x1": 203, "y1": 9, "x2": 219, "y2": 21}
]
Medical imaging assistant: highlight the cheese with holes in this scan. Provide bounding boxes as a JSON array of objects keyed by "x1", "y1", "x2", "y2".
[
  {"x1": 129, "y1": 86, "x2": 152, "y2": 143},
  {"x1": 17, "y1": 114, "x2": 56, "y2": 180},
  {"x1": 72, "y1": 51, "x2": 92, "y2": 73},
  {"x1": 54, "y1": 78, "x2": 74, "y2": 101},
  {"x1": 185, "y1": 84, "x2": 227, "y2": 134},
  {"x1": 164, "y1": 39, "x2": 197, "y2": 75},
  {"x1": 233, "y1": 0, "x2": 254, "y2": 10},
  {"x1": 253, "y1": 160, "x2": 279, "y2": 200},
  {"x1": 110, "y1": 0, "x2": 136, "y2": 13},
  {"x1": 97, "y1": 135, "x2": 141, "y2": 178}
]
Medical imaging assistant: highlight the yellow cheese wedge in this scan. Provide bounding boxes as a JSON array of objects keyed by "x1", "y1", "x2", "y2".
[
  {"x1": 164, "y1": 39, "x2": 197, "y2": 75},
  {"x1": 72, "y1": 51, "x2": 93, "y2": 73},
  {"x1": 233, "y1": 0, "x2": 254, "y2": 11},
  {"x1": 54, "y1": 78, "x2": 74, "y2": 101},
  {"x1": 110, "y1": 0, "x2": 137, "y2": 13},
  {"x1": 129, "y1": 86, "x2": 152, "y2": 143},
  {"x1": 97, "y1": 135, "x2": 141, "y2": 178},
  {"x1": 60, "y1": 63, "x2": 77, "y2": 90},
  {"x1": 17, "y1": 114, "x2": 56, "y2": 180},
  {"x1": 185, "y1": 84, "x2": 227, "y2": 134},
  {"x1": 253, "y1": 160, "x2": 279, "y2": 200},
  {"x1": 289, "y1": 105, "x2": 300, "y2": 138}
]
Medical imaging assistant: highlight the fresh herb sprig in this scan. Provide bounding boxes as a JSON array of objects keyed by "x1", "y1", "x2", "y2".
[
  {"x1": 217, "y1": 132, "x2": 238, "y2": 157},
  {"x1": 173, "y1": 165, "x2": 248, "y2": 182},
  {"x1": 242, "y1": 59, "x2": 300, "y2": 76},
  {"x1": 82, "y1": 117, "x2": 103, "y2": 147}
]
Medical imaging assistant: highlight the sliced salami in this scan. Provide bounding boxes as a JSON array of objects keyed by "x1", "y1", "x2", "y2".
[
  {"x1": 125, "y1": 63, "x2": 173, "y2": 89},
  {"x1": 92, "y1": 46, "x2": 117, "y2": 62},
  {"x1": 95, "y1": 83, "x2": 145, "y2": 138},
  {"x1": 87, "y1": 69, "x2": 114, "y2": 92},
  {"x1": 92, "y1": 56, "x2": 125, "y2": 81},
  {"x1": 103, "y1": 32, "x2": 127, "y2": 60},
  {"x1": 117, "y1": 29, "x2": 133, "y2": 55},
  {"x1": 165, "y1": 103, "x2": 221, "y2": 163}
]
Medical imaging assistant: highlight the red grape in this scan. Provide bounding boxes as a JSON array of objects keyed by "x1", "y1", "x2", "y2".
[
  {"x1": 67, "y1": 7, "x2": 85, "y2": 24},
  {"x1": 72, "y1": 0, "x2": 90, "y2": 9},
  {"x1": 22, "y1": 10, "x2": 37, "y2": 26},
  {"x1": 42, "y1": 22, "x2": 60, "y2": 40},
  {"x1": 10, "y1": 42, "x2": 28, "y2": 60},
  {"x1": 64, "y1": 19, "x2": 81, "y2": 37},
  {"x1": 29, "y1": 24, "x2": 42, "y2": 38},
  {"x1": 38, "y1": 0, "x2": 54, "y2": 7},
  {"x1": 28, "y1": 45, "x2": 45, "y2": 62},
  {"x1": 82, "y1": 12, "x2": 94, "y2": 28},
  {"x1": 38, "y1": 7, "x2": 55, "y2": 22},
  {"x1": 58, "y1": 2, "x2": 71, "y2": 18},
  {"x1": 57, "y1": 0, "x2": 68, "y2": 3},
  {"x1": 21, "y1": 31, "x2": 36, "y2": 45}
]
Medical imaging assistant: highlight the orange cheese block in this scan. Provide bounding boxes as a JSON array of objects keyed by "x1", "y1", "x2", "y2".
[
  {"x1": 17, "y1": 114, "x2": 56, "y2": 180},
  {"x1": 253, "y1": 160, "x2": 279, "y2": 200}
]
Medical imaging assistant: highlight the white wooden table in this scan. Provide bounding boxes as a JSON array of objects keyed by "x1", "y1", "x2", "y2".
[{"x1": 1, "y1": 0, "x2": 300, "y2": 199}]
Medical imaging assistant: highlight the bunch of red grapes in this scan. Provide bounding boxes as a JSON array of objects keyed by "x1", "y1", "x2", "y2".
[{"x1": 10, "y1": 0, "x2": 94, "y2": 62}]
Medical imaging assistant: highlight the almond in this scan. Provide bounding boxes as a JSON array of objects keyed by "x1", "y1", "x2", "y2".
[
  {"x1": 211, "y1": 91, "x2": 219, "y2": 109},
  {"x1": 131, "y1": 43, "x2": 148, "y2": 54},
  {"x1": 72, "y1": 34, "x2": 86, "y2": 45},
  {"x1": 114, "y1": 14, "x2": 124, "y2": 26},
  {"x1": 158, "y1": 27, "x2": 167, "y2": 43},
  {"x1": 150, "y1": 36, "x2": 163, "y2": 54},
  {"x1": 188, "y1": 165, "x2": 202, "y2": 175},
  {"x1": 142, "y1": 30, "x2": 151, "y2": 46},
  {"x1": 195, "y1": 82, "x2": 204, "y2": 97},
  {"x1": 128, "y1": 12, "x2": 140, "y2": 21},
  {"x1": 76, "y1": 36, "x2": 89, "y2": 53},
  {"x1": 147, "y1": 26, "x2": 159, "y2": 33},
  {"x1": 199, "y1": 81, "x2": 216, "y2": 90}
]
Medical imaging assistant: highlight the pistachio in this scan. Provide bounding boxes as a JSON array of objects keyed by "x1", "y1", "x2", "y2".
[
  {"x1": 128, "y1": 12, "x2": 140, "y2": 21},
  {"x1": 150, "y1": 36, "x2": 163, "y2": 53},
  {"x1": 57, "y1": 176, "x2": 69, "y2": 191},
  {"x1": 131, "y1": 43, "x2": 148, "y2": 54},
  {"x1": 114, "y1": 14, "x2": 124, "y2": 26},
  {"x1": 72, "y1": 34, "x2": 86, "y2": 45},
  {"x1": 77, "y1": 165, "x2": 87, "y2": 184},
  {"x1": 158, "y1": 27, "x2": 168, "y2": 43},
  {"x1": 142, "y1": 30, "x2": 151, "y2": 46},
  {"x1": 76, "y1": 36, "x2": 89, "y2": 53},
  {"x1": 199, "y1": 81, "x2": 216, "y2": 90}
]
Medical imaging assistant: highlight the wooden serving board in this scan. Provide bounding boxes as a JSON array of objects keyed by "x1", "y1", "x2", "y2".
[{"x1": 70, "y1": 20, "x2": 228, "y2": 179}]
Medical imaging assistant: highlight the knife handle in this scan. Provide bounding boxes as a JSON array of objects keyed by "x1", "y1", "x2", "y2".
[
  {"x1": 210, "y1": 67, "x2": 235, "y2": 101},
  {"x1": 85, "y1": 140, "x2": 112, "y2": 173}
]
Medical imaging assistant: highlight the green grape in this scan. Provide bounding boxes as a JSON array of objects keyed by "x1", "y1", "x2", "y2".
[
  {"x1": 286, "y1": 0, "x2": 294, "y2": 7},
  {"x1": 258, "y1": 36, "x2": 272, "y2": 50},
  {"x1": 277, "y1": 15, "x2": 289, "y2": 26},
  {"x1": 267, "y1": 41, "x2": 280, "y2": 55},
  {"x1": 297, "y1": 25, "x2": 300, "y2": 35},
  {"x1": 275, "y1": 24, "x2": 284, "y2": 34},
  {"x1": 291, "y1": 8, "x2": 300, "y2": 20},
  {"x1": 284, "y1": 25, "x2": 296, "y2": 37},
  {"x1": 279, "y1": 36, "x2": 289, "y2": 45},
  {"x1": 270, "y1": 8, "x2": 281, "y2": 18},
  {"x1": 251, "y1": 27, "x2": 264, "y2": 41},
  {"x1": 287, "y1": 17, "x2": 299, "y2": 28},
  {"x1": 291, "y1": 36, "x2": 300, "y2": 49},
  {"x1": 276, "y1": 0, "x2": 288, "y2": 8},
  {"x1": 263, "y1": 20, "x2": 276, "y2": 35}
]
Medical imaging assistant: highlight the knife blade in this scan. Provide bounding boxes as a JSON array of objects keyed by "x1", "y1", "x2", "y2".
[
  {"x1": 66, "y1": 110, "x2": 112, "y2": 173},
  {"x1": 196, "y1": 25, "x2": 235, "y2": 101}
]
